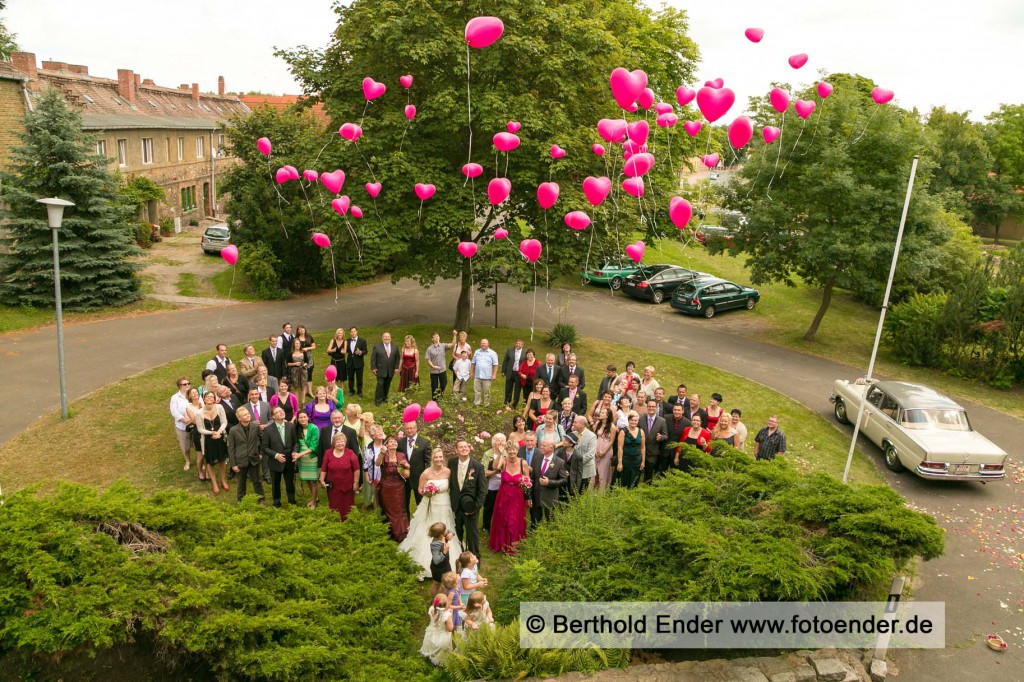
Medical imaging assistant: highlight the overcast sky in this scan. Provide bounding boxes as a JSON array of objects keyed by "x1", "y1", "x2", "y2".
[{"x1": 6, "y1": 0, "x2": 1023, "y2": 121}]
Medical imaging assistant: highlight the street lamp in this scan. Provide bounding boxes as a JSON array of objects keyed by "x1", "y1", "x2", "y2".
[{"x1": 36, "y1": 197, "x2": 75, "y2": 420}]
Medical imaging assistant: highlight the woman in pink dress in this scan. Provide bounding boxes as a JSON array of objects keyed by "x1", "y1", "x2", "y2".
[
  {"x1": 488, "y1": 444, "x2": 532, "y2": 554},
  {"x1": 318, "y1": 433, "x2": 361, "y2": 520},
  {"x1": 398, "y1": 335, "x2": 420, "y2": 392}
]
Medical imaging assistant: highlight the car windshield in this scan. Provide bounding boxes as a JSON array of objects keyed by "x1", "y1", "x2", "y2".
[
  {"x1": 206, "y1": 228, "x2": 229, "y2": 238},
  {"x1": 900, "y1": 408, "x2": 972, "y2": 432}
]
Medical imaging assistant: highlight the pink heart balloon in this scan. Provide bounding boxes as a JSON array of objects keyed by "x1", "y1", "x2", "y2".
[
  {"x1": 621, "y1": 139, "x2": 645, "y2": 156},
  {"x1": 351, "y1": 206, "x2": 363, "y2": 219},
  {"x1": 625, "y1": 240, "x2": 645, "y2": 264},
  {"x1": 507, "y1": 121, "x2": 521, "y2": 133},
  {"x1": 550, "y1": 145, "x2": 566, "y2": 159},
  {"x1": 321, "y1": 170, "x2": 345, "y2": 195},
  {"x1": 400, "y1": 74, "x2": 413, "y2": 89},
  {"x1": 286, "y1": 166, "x2": 299, "y2": 181},
  {"x1": 536, "y1": 182, "x2": 560, "y2": 210},
  {"x1": 519, "y1": 239, "x2": 542, "y2": 263},
  {"x1": 458, "y1": 242, "x2": 478, "y2": 258},
  {"x1": 324, "y1": 365, "x2": 337, "y2": 383},
  {"x1": 465, "y1": 16, "x2": 504, "y2": 48},
  {"x1": 582, "y1": 176, "x2": 611, "y2": 206},
  {"x1": 728, "y1": 116, "x2": 754, "y2": 149},
  {"x1": 312, "y1": 232, "x2": 331, "y2": 248},
  {"x1": 493, "y1": 228, "x2": 509, "y2": 240},
  {"x1": 405, "y1": 104, "x2": 416, "y2": 120},
  {"x1": 653, "y1": 102, "x2": 674, "y2": 115},
  {"x1": 257, "y1": 137, "x2": 272, "y2": 156},
  {"x1": 493, "y1": 132, "x2": 521, "y2": 152},
  {"x1": 487, "y1": 177, "x2": 512, "y2": 205},
  {"x1": 705, "y1": 78, "x2": 724, "y2": 89},
  {"x1": 676, "y1": 86, "x2": 696, "y2": 107},
  {"x1": 769, "y1": 88, "x2": 790, "y2": 114},
  {"x1": 339, "y1": 123, "x2": 362, "y2": 141},
  {"x1": 627, "y1": 120, "x2": 650, "y2": 146},
  {"x1": 362, "y1": 77, "x2": 387, "y2": 101},
  {"x1": 794, "y1": 100, "x2": 816, "y2": 119},
  {"x1": 623, "y1": 152, "x2": 655, "y2": 178},
  {"x1": 817, "y1": 82, "x2": 833, "y2": 99},
  {"x1": 622, "y1": 149, "x2": 633, "y2": 162},
  {"x1": 609, "y1": 67, "x2": 648, "y2": 109},
  {"x1": 414, "y1": 183, "x2": 436, "y2": 201},
  {"x1": 788, "y1": 54, "x2": 808, "y2": 69},
  {"x1": 638, "y1": 87, "x2": 656, "y2": 110},
  {"x1": 684, "y1": 120, "x2": 703, "y2": 137},
  {"x1": 701, "y1": 153, "x2": 719, "y2": 169},
  {"x1": 872, "y1": 87, "x2": 894, "y2": 105},
  {"x1": 696, "y1": 86, "x2": 735, "y2": 123},
  {"x1": 402, "y1": 403, "x2": 422, "y2": 423},
  {"x1": 669, "y1": 197, "x2": 693, "y2": 229},
  {"x1": 762, "y1": 126, "x2": 781, "y2": 144},
  {"x1": 331, "y1": 196, "x2": 350, "y2": 216},
  {"x1": 302, "y1": 169, "x2": 319, "y2": 183},
  {"x1": 275, "y1": 168, "x2": 290, "y2": 184},
  {"x1": 365, "y1": 182, "x2": 382, "y2": 198},
  {"x1": 423, "y1": 400, "x2": 442, "y2": 422},
  {"x1": 745, "y1": 27, "x2": 764, "y2": 43},
  {"x1": 461, "y1": 163, "x2": 483, "y2": 178},
  {"x1": 220, "y1": 244, "x2": 238, "y2": 266},
  {"x1": 596, "y1": 118, "x2": 628, "y2": 143},
  {"x1": 564, "y1": 211, "x2": 591, "y2": 231},
  {"x1": 592, "y1": 143, "x2": 606, "y2": 156},
  {"x1": 622, "y1": 177, "x2": 645, "y2": 198},
  {"x1": 656, "y1": 113, "x2": 679, "y2": 128}
]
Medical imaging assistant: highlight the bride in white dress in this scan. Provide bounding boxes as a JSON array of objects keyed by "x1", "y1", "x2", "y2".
[{"x1": 399, "y1": 448, "x2": 463, "y2": 578}]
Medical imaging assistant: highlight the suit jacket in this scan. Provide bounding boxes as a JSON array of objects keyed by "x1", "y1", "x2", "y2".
[
  {"x1": 538, "y1": 364, "x2": 561, "y2": 393},
  {"x1": 516, "y1": 445, "x2": 538, "y2": 469},
  {"x1": 227, "y1": 422, "x2": 263, "y2": 469},
  {"x1": 558, "y1": 387, "x2": 588, "y2": 414},
  {"x1": 683, "y1": 404, "x2": 709, "y2": 429},
  {"x1": 261, "y1": 421, "x2": 297, "y2": 473},
  {"x1": 238, "y1": 355, "x2": 264, "y2": 382},
  {"x1": 218, "y1": 397, "x2": 240, "y2": 429},
  {"x1": 399, "y1": 434, "x2": 433, "y2": 488},
  {"x1": 318, "y1": 423, "x2": 359, "y2": 467},
  {"x1": 557, "y1": 364, "x2": 586, "y2": 390},
  {"x1": 666, "y1": 416, "x2": 689, "y2": 451},
  {"x1": 370, "y1": 342, "x2": 400, "y2": 377},
  {"x1": 448, "y1": 457, "x2": 487, "y2": 515},
  {"x1": 261, "y1": 346, "x2": 285, "y2": 379},
  {"x1": 666, "y1": 395, "x2": 688, "y2": 409},
  {"x1": 501, "y1": 347, "x2": 525, "y2": 376},
  {"x1": 530, "y1": 452, "x2": 568, "y2": 508},
  {"x1": 224, "y1": 375, "x2": 250, "y2": 404},
  {"x1": 209, "y1": 355, "x2": 231, "y2": 382},
  {"x1": 638, "y1": 413, "x2": 669, "y2": 460},
  {"x1": 598, "y1": 375, "x2": 617, "y2": 398},
  {"x1": 573, "y1": 428, "x2": 598, "y2": 482},
  {"x1": 240, "y1": 400, "x2": 271, "y2": 425},
  {"x1": 346, "y1": 337, "x2": 368, "y2": 369}
]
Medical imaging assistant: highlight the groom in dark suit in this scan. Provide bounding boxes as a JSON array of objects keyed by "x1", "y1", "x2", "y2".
[
  {"x1": 345, "y1": 327, "x2": 368, "y2": 397},
  {"x1": 399, "y1": 420, "x2": 433, "y2": 516},
  {"x1": 261, "y1": 406, "x2": 298, "y2": 507},
  {"x1": 449, "y1": 440, "x2": 486, "y2": 558},
  {"x1": 530, "y1": 440, "x2": 568, "y2": 527}
]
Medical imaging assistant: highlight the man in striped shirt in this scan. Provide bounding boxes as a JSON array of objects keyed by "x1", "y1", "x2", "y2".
[{"x1": 754, "y1": 415, "x2": 787, "y2": 461}]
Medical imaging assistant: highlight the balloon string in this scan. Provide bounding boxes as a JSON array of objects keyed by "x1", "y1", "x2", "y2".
[
  {"x1": 358, "y1": 100, "x2": 370, "y2": 129},
  {"x1": 543, "y1": 209, "x2": 551, "y2": 308},
  {"x1": 851, "y1": 106, "x2": 878, "y2": 144},
  {"x1": 779, "y1": 118, "x2": 808, "y2": 179},
  {"x1": 417, "y1": 199, "x2": 424, "y2": 231},
  {"x1": 266, "y1": 157, "x2": 291, "y2": 205},
  {"x1": 330, "y1": 247, "x2": 338, "y2": 304},
  {"x1": 530, "y1": 266, "x2": 537, "y2": 341},
  {"x1": 275, "y1": 191, "x2": 289, "y2": 239},
  {"x1": 353, "y1": 139, "x2": 378, "y2": 183},
  {"x1": 399, "y1": 118, "x2": 411, "y2": 153},
  {"x1": 343, "y1": 217, "x2": 362, "y2": 261},
  {"x1": 465, "y1": 44, "x2": 474, "y2": 167},
  {"x1": 504, "y1": 153, "x2": 509, "y2": 179},
  {"x1": 802, "y1": 98, "x2": 827, "y2": 155},
  {"x1": 765, "y1": 110, "x2": 787, "y2": 200},
  {"x1": 299, "y1": 182, "x2": 316, "y2": 230},
  {"x1": 470, "y1": 258, "x2": 475, "y2": 323},
  {"x1": 216, "y1": 266, "x2": 236, "y2": 328},
  {"x1": 695, "y1": 132, "x2": 712, "y2": 216},
  {"x1": 313, "y1": 135, "x2": 335, "y2": 166}
]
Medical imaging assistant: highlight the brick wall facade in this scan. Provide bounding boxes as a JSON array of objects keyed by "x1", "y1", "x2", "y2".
[{"x1": 0, "y1": 79, "x2": 28, "y2": 167}]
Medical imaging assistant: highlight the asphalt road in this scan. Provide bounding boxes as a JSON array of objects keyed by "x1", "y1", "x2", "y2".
[{"x1": 0, "y1": 278, "x2": 1020, "y2": 680}]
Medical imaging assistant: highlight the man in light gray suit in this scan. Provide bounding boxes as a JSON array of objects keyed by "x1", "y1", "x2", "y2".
[{"x1": 571, "y1": 416, "x2": 597, "y2": 494}]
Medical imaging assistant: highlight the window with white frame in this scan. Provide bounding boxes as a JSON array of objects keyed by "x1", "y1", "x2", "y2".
[
  {"x1": 141, "y1": 138, "x2": 154, "y2": 165},
  {"x1": 116, "y1": 139, "x2": 128, "y2": 167},
  {"x1": 96, "y1": 139, "x2": 107, "y2": 157},
  {"x1": 196, "y1": 136, "x2": 204, "y2": 158},
  {"x1": 177, "y1": 137, "x2": 184, "y2": 161}
]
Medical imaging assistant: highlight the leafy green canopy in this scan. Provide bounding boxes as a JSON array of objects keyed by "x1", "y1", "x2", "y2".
[{"x1": 0, "y1": 89, "x2": 140, "y2": 309}]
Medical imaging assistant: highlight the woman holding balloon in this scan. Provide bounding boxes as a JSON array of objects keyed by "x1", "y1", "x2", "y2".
[{"x1": 326, "y1": 328, "x2": 348, "y2": 385}]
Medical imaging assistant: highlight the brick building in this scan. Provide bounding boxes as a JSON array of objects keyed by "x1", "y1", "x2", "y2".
[{"x1": 3, "y1": 52, "x2": 250, "y2": 224}]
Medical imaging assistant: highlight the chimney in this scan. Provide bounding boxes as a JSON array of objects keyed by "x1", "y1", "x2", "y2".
[
  {"x1": 41, "y1": 60, "x2": 70, "y2": 72},
  {"x1": 11, "y1": 52, "x2": 38, "y2": 90},
  {"x1": 218, "y1": 76, "x2": 225, "y2": 96},
  {"x1": 117, "y1": 69, "x2": 136, "y2": 103},
  {"x1": 179, "y1": 84, "x2": 188, "y2": 90},
  {"x1": 134, "y1": 73, "x2": 141, "y2": 89},
  {"x1": 67, "y1": 64, "x2": 89, "y2": 76},
  {"x1": 191, "y1": 83, "x2": 200, "y2": 102},
  {"x1": 142, "y1": 78, "x2": 155, "y2": 86}
]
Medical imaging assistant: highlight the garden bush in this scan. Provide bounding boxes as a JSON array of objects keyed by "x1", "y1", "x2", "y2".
[
  {"x1": 884, "y1": 292, "x2": 947, "y2": 366},
  {"x1": 546, "y1": 322, "x2": 578, "y2": 349},
  {"x1": 494, "y1": 446, "x2": 944, "y2": 623},
  {"x1": 238, "y1": 241, "x2": 290, "y2": 300},
  {"x1": 0, "y1": 482, "x2": 433, "y2": 681}
]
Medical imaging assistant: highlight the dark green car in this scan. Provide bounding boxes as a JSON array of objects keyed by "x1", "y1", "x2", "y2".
[
  {"x1": 580, "y1": 261, "x2": 640, "y2": 290},
  {"x1": 670, "y1": 277, "x2": 760, "y2": 318}
]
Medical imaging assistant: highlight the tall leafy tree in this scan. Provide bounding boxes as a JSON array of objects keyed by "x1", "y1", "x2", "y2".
[
  {"x1": 982, "y1": 103, "x2": 1024, "y2": 243},
  {"x1": 277, "y1": 0, "x2": 700, "y2": 327},
  {"x1": 0, "y1": 0, "x2": 17, "y2": 60},
  {"x1": 0, "y1": 89, "x2": 140, "y2": 309}
]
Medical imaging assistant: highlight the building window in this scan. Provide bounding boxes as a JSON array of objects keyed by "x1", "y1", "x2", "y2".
[
  {"x1": 141, "y1": 138, "x2": 154, "y2": 165},
  {"x1": 116, "y1": 139, "x2": 127, "y2": 166},
  {"x1": 96, "y1": 139, "x2": 107, "y2": 157},
  {"x1": 177, "y1": 137, "x2": 184, "y2": 161},
  {"x1": 166, "y1": 138, "x2": 171, "y2": 161},
  {"x1": 181, "y1": 185, "x2": 197, "y2": 213},
  {"x1": 196, "y1": 136, "x2": 204, "y2": 158}
]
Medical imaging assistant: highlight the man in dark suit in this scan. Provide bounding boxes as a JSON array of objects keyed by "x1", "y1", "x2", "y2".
[
  {"x1": 666, "y1": 403, "x2": 689, "y2": 471},
  {"x1": 399, "y1": 420, "x2": 433, "y2": 515},
  {"x1": 240, "y1": 388, "x2": 271, "y2": 429},
  {"x1": 598, "y1": 365, "x2": 618, "y2": 398},
  {"x1": 318, "y1": 410, "x2": 358, "y2": 470},
  {"x1": 449, "y1": 440, "x2": 487, "y2": 558},
  {"x1": 370, "y1": 332, "x2": 401, "y2": 406},
  {"x1": 638, "y1": 398, "x2": 668, "y2": 483},
  {"x1": 216, "y1": 386, "x2": 240, "y2": 429},
  {"x1": 345, "y1": 327, "x2": 368, "y2": 397},
  {"x1": 652, "y1": 387, "x2": 669, "y2": 419},
  {"x1": 261, "y1": 406, "x2": 298, "y2": 507},
  {"x1": 558, "y1": 375, "x2": 588, "y2": 414},
  {"x1": 557, "y1": 353, "x2": 586, "y2": 391},
  {"x1": 277, "y1": 323, "x2": 295, "y2": 354},
  {"x1": 683, "y1": 394, "x2": 709, "y2": 429},
  {"x1": 529, "y1": 440, "x2": 568, "y2": 527},
  {"x1": 666, "y1": 384, "x2": 688, "y2": 409},
  {"x1": 226, "y1": 406, "x2": 265, "y2": 505},
  {"x1": 538, "y1": 353, "x2": 560, "y2": 394},
  {"x1": 501, "y1": 339, "x2": 525, "y2": 408},
  {"x1": 206, "y1": 344, "x2": 232, "y2": 382},
  {"x1": 261, "y1": 335, "x2": 285, "y2": 380}
]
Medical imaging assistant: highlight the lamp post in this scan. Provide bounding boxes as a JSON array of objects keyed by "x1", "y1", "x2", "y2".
[{"x1": 36, "y1": 197, "x2": 75, "y2": 419}]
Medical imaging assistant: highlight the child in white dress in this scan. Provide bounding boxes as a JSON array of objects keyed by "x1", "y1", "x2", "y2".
[
  {"x1": 462, "y1": 591, "x2": 495, "y2": 631},
  {"x1": 420, "y1": 593, "x2": 455, "y2": 665}
]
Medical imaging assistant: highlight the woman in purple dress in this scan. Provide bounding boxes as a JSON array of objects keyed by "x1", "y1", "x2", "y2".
[
  {"x1": 488, "y1": 442, "x2": 532, "y2": 554},
  {"x1": 304, "y1": 386, "x2": 336, "y2": 431}
]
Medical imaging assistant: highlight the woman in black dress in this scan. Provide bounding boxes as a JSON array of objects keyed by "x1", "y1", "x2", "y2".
[
  {"x1": 296, "y1": 325, "x2": 316, "y2": 400},
  {"x1": 196, "y1": 391, "x2": 229, "y2": 495},
  {"x1": 326, "y1": 327, "x2": 348, "y2": 383}
]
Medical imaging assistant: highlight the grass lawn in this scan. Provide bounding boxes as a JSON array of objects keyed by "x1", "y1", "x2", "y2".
[
  {"x1": 175, "y1": 272, "x2": 201, "y2": 297},
  {"x1": 211, "y1": 266, "x2": 261, "y2": 301},
  {"x1": 0, "y1": 297, "x2": 176, "y2": 335}
]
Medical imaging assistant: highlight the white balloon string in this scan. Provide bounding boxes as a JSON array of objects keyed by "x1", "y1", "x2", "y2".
[
  {"x1": 851, "y1": 106, "x2": 879, "y2": 144},
  {"x1": 543, "y1": 209, "x2": 551, "y2": 307},
  {"x1": 275, "y1": 191, "x2": 289, "y2": 239},
  {"x1": 470, "y1": 258, "x2": 475, "y2": 323},
  {"x1": 353, "y1": 139, "x2": 378, "y2": 183},
  {"x1": 313, "y1": 136, "x2": 335, "y2": 165},
  {"x1": 216, "y1": 265, "x2": 236, "y2": 328},
  {"x1": 695, "y1": 131, "x2": 712, "y2": 216},
  {"x1": 765, "y1": 110, "x2": 787, "y2": 200},
  {"x1": 399, "y1": 118, "x2": 411, "y2": 153},
  {"x1": 465, "y1": 44, "x2": 474, "y2": 166},
  {"x1": 299, "y1": 182, "x2": 316, "y2": 230},
  {"x1": 417, "y1": 199, "x2": 424, "y2": 231},
  {"x1": 779, "y1": 117, "x2": 808, "y2": 179},
  {"x1": 358, "y1": 100, "x2": 370, "y2": 129},
  {"x1": 530, "y1": 266, "x2": 537, "y2": 341},
  {"x1": 802, "y1": 98, "x2": 827, "y2": 155},
  {"x1": 330, "y1": 247, "x2": 338, "y2": 304},
  {"x1": 504, "y1": 153, "x2": 509, "y2": 179},
  {"x1": 344, "y1": 217, "x2": 362, "y2": 261}
]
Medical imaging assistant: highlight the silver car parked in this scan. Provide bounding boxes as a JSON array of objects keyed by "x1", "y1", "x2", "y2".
[{"x1": 201, "y1": 223, "x2": 231, "y2": 254}]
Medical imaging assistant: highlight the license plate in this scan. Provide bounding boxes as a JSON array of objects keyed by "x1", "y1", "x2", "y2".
[{"x1": 955, "y1": 464, "x2": 971, "y2": 475}]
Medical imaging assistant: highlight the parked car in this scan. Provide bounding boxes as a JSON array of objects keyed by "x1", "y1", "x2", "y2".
[
  {"x1": 670, "y1": 277, "x2": 760, "y2": 318},
  {"x1": 829, "y1": 379, "x2": 1007, "y2": 481},
  {"x1": 694, "y1": 225, "x2": 736, "y2": 248},
  {"x1": 620, "y1": 264, "x2": 708, "y2": 304},
  {"x1": 580, "y1": 260, "x2": 640, "y2": 290},
  {"x1": 201, "y1": 224, "x2": 231, "y2": 254}
]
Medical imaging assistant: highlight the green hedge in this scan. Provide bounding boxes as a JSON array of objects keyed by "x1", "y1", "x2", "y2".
[
  {"x1": 0, "y1": 482, "x2": 434, "y2": 681},
  {"x1": 495, "y1": 446, "x2": 944, "y2": 622}
]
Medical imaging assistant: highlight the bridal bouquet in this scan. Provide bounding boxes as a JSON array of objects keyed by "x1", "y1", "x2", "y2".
[
  {"x1": 422, "y1": 481, "x2": 441, "y2": 498},
  {"x1": 518, "y1": 477, "x2": 533, "y2": 494}
]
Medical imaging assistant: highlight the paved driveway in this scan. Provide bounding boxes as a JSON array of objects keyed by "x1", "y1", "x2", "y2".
[{"x1": 0, "y1": 279, "x2": 1019, "y2": 680}]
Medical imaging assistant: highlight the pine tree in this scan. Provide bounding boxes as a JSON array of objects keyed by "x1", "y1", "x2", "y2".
[{"x1": 0, "y1": 88, "x2": 140, "y2": 309}]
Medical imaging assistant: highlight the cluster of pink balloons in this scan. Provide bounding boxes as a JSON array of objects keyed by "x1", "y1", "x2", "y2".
[{"x1": 402, "y1": 401, "x2": 443, "y2": 423}]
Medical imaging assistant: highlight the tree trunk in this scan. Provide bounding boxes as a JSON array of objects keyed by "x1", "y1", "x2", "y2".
[
  {"x1": 454, "y1": 257, "x2": 472, "y2": 330},
  {"x1": 804, "y1": 277, "x2": 836, "y2": 342},
  {"x1": 993, "y1": 222, "x2": 1001, "y2": 246}
]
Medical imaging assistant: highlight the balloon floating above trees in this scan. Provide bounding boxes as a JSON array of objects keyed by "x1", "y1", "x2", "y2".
[
  {"x1": 638, "y1": 87, "x2": 655, "y2": 110},
  {"x1": 704, "y1": 78, "x2": 724, "y2": 89},
  {"x1": 794, "y1": 100, "x2": 816, "y2": 119},
  {"x1": 592, "y1": 143, "x2": 605, "y2": 156},
  {"x1": 351, "y1": 206, "x2": 364, "y2": 219},
  {"x1": 507, "y1": 121, "x2": 521, "y2": 133},
  {"x1": 550, "y1": 145, "x2": 566, "y2": 159},
  {"x1": 623, "y1": 152, "x2": 654, "y2": 178},
  {"x1": 536, "y1": 182, "x2": 560, "y2": 209},
  {"x1": 400, "y1": 74, "x2": 413, "y2": 88},
  {"x1": 339, "y1": 123, "x2": 363, "y2": 141},
  {"x1": 597, "y1": 118, "x2": 627, "y2": 143},
  {"x1": 493, "y1": 228, "x2": 509, "y2": 240},
  {"x1": 769, "y1": 87, "x2": 790, "y2": 113},
  {"x1": 728, "y1": 116, "x2": 753, "y2": 149},
  {"x1": 696, "y1": 86, "x2": 735, "y2": 122},
  {"x1": 763, "y1": 126, "x2": 781, "y2": 144},
  {"x1": 405, "y1": 104, "x2": 416, "y2": 120},
  {"x1": 745, "y1": 27, "x2": 764, "y2": 43},
  {"x1": 302, "y1": 169, "x2": 319, "y2": 183},
  {"x1": 676, "y1": 86, "x2": 696, "y2": 107},
  {"x1": 684, "y1": 120, "x2": 702, "y2": 137},
  {"x1": 257, "y1": 137, "x2": 272, "y2": 155},
  {"x1": 321, "y1": 170, "x2": 345, "y2": 195},
  {"x1": 609, "y1": 67, "x2": 648, "y2": 110},
  {"x1": 275, "y1": 168, "x2": 290, "y2": 184},
  {"x1": 653, "y1": 102, "x2": 673, "y2": 115},
  {"x1": 701, "y1": 153, "x2": 720, "y2": 169},
  {"x1": 622, "y1": 176, "x2": 644, "y2": 197},
  {"x1": 331, "y1": 196, "x2": 350, "y2": 216},
  {"x1": 519, "y1": 239, "x2": 542, "y2": 262},
  {"x1": 669, "y1": 197, "x2": 693, "y2": 229},
  {"x1": 872, "y1": 87, "x2": 894, "y2": 104},
  {"x1": 465, "y1": 16, "x2": 505, "y2": 48},
  {"x1": 582, "y1": 176, "x2": 611, "y2": 206},
  {"x1": 788, "y1": 53, "x2": 808, "y2": 69},
  {"x1": 656, "y1": 112, "x2": 679, "y2": 128},
  {"x1": 817, "y1": 82, "x2": 833, "y2": 99}
]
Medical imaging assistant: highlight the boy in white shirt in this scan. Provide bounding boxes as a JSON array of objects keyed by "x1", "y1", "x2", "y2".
[{"x1": 453, "y1": 350, "x2": 472, "y2": 401}]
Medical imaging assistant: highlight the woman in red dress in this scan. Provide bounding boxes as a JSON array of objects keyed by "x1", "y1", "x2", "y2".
[
  {"x1": 398, "y1": 335, "x2": 420, "y2": 392},
  {"x1": 516, "y1": 349, "x2": 539, "y2": 394},
  {"x1": 319, "y1": 432, "x2": 361, "y2": 520},
  {"x1": 375, "y1": 434, "x2": 410, "y2": 541},
  {"x1": 488, "y1": 443, "x2": 531, "y2": 554}
]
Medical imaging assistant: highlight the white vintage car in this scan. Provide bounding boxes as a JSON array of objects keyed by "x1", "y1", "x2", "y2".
[{"x1": 829, "y1": 379, "x2": 1007, "y2": 481}]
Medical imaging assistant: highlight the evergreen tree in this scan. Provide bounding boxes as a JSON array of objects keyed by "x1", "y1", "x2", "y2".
[{"x1": 0, "y1": 88, "x2": 140, "y2": 309}]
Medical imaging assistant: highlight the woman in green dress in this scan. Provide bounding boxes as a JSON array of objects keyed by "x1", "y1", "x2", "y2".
[
  {"x1": 295, "y1": 411, "x2": 321, "y2": 508},
  {"x1": 615, "y1": 411, "x2": 645, "y2": 488},
  {"x1": 325, "y1": 377, "x2": 345, "y2": 410}
]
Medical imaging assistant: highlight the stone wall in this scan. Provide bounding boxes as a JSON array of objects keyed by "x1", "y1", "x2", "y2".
[{"x1": 0, "y1": 79, "x2": 27, "y2": 167}]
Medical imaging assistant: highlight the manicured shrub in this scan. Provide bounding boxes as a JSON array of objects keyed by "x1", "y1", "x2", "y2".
[
  {"x1": 884, "y1": 292, "x2": 947, "y2": 366},
  {"x1": 238, "y1": 241, "x2": 290, "y2": 300}
]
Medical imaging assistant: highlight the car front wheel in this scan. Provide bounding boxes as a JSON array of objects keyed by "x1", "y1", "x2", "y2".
[
  {"x1": 883, "y1": 443, "x2": 905, "y2": 473},
  {"x1": 652, "y1": 290, "x2": 664, "y2": 303},
  {"x1": 745, "y1": 298, "x2": 756, "y2": 310},
  {"x1": 834, "y1": 399, "x2": 849, "y2": 424},
  {"x1": 610, "y1": 276, "x2": 623, "y2": 291},
  {"x1": 703, "y1": 305, "x2": 716, "y2": 318}
]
